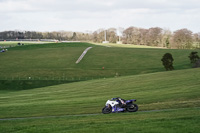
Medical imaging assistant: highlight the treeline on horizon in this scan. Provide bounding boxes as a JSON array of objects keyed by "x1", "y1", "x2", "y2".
[{"x1": 0, "y1": 26, "x2": 200, "y2": 49}]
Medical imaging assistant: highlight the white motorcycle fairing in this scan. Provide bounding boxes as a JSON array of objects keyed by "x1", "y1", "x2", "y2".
[{"x1": 105, "y1": 100, "x2": 119, "y2": 107}]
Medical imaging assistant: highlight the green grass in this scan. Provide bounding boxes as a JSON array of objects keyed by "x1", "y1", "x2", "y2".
[
  {"x1": 0, "y1": 41, "x2": 54, "y2": 47},
  {"x1": 0, "y1": 42, "x2": 95, "y2": 79},
  {"x1": 0, "y1": 108, "x2": 199, "y2": 133},
  {"x1": 0, "y1": 80, "x2": 81, "y2": 90},
  {"x1": 0, "y1": 42, "x2": 200, "y2": 132},
  {"x1": 0, "y1": 68, "x2": 199, "y2": 118},
  {"x1": 0, "y1": 42, "x2": 198, "y2": 81}
]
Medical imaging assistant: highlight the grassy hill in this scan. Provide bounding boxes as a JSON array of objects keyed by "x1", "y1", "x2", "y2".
[
  {"x1": 0, "y1": 42, "x2": 199, "y2": 132},
  {"x1": 0, "y1": 68, "x2": 199, "y2": 132},
  {"x1": 0, "y1": 68, "x2": 199, "y2": 118},
  {"x1": 1, "y1": 42, "x2": 198, "y2": 90},
  {"x1": 0, "y1": 42, "x2": 197, "y2": 80}
]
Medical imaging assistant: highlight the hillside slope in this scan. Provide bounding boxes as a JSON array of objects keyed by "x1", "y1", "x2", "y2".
[
  {"x1": 0, "y1": 42, "x2": 198, "y2": 80},
  {"x1": 0, "y1": 68, "x2": 199, "y2": 118}
]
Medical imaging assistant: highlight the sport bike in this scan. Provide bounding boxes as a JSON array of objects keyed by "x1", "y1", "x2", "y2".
[{"x1": 102, "y1": 97, "x2": 138, "y2": 114}]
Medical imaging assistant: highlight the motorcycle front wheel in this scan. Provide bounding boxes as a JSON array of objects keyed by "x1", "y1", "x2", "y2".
[
  {"x1": 102, "y1": 106, "x2": 112, "y2": 114},
  {"x1": 127, "y1": 104, "x2": 138, "y2": 112}
]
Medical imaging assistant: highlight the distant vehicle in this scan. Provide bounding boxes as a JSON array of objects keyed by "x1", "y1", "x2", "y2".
[
  {"x1": 102, "y1": 97, "x2": 138, "y2": 114},
  {"x1": 0, "y1": 49, "x2": 5, "y2": 53}
]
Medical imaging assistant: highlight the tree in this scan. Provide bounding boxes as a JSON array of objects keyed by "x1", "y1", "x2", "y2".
[
  {"x1": 188, "y1": 52, "x2": 200, "y2": 64},
  {"x1": 107, "y1": 28, "x2": 117, "y2": 43},
  {"x1": 123, "y1": 27, "x2": 139, "y2": 44},
  {"x1": 161, "y1": 53, "x2": 174, "y2": 70},
  {"x1": 147, "y1": 27, "x2": 162, "y2": 46},
  {"x1": 92, "y1": 31, "x2": 98, "y2": 42},
  {"x1": 161, "y1": 29, "x2": 171, "y2": 48},
  {"x1": 71, "y1": 32, "x2": 77, "y2": 41},
  {"x1": 122, "y1": 27, "x2": 164, "y2": 46},
  {"x1": 138, "y1": 28, "x2": 148, "y2": 45},
  {"x1": 193, "y1": 33, "x2": 200, "y2": 48},
  {"x1": 171, "y1": 29, "x2": 193, "y2": 49}
]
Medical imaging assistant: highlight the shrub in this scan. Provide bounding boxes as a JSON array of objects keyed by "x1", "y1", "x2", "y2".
[
  {"x1": 161, "y1": 53, "x2": 174, "y2": 71},
  {"x1": 188, "y1": 52, "x2": 200, "y2": 64},
  {"x1": 193, "y1": 59, "x2": 200, "y2": 68}
]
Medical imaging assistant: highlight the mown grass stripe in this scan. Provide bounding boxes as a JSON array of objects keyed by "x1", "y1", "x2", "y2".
[{"x1": 0, "y1": 107, "x2": 199, "y2": 121}]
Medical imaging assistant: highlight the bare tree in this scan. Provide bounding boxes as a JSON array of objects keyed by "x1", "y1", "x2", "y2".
[
  {"x1": 147, "y1": 27, "x2": 162, "y2": 46},
  {"x1": 107, "y1": 28, "x2": 117, "y2": 43},
  {"x1": 123, "y1": 27, "x2": 140, "y2": 44},
  {"x1": 161, "y1": 29, "x2": 171, "y2": 48},
  {"x1": 193, "y1": 32, "x2": 200, "y2": 48},
  {"x1": 171, "y1": 29, "x2": 193, "y2": 49}
]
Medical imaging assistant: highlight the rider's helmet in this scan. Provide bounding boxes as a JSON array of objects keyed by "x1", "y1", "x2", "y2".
[{"x1": 111, "y1": 98, "x2": 119, "y2": 100}]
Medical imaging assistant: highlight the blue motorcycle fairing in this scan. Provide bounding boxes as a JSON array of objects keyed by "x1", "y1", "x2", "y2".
[
  {"x1": 111, "y1": 106, "x2": 125, "y2": 113},
  {"x1": 125, "y1": 99, "x2": 136, "y2": 103}
]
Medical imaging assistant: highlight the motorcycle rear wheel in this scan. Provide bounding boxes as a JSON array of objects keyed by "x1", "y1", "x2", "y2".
[{"x1": 127, "y1": 104, "x2": 138, "y2": 112}]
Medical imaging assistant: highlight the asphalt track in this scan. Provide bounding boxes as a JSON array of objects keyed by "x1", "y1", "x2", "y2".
[{"x1": 1, "y1": 107, "x2": 199, "y2": 121}]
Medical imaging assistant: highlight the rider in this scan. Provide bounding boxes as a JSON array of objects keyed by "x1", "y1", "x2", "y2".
[
  {"x1": 112, "y1": 97, "x2": 126, "y2": 107},
  {"x1": 118, "y1": 97, "x2": 126, "y2": 107}
]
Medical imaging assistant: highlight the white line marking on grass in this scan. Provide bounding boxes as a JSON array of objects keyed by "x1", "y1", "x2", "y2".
[
  {"x1": 76, "y1": 47, "x2": 93, "y2": 64},
  {"x1": 0, "y1": 114, "x2": 101, "y2": 121},
  {"x1": 0, "y1": 107, "x2": 199, "y2": 121}
]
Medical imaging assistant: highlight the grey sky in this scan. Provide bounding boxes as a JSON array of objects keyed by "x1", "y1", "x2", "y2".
[{"x1": 0, "y1": 0, "x2": 199, "y2": 33}]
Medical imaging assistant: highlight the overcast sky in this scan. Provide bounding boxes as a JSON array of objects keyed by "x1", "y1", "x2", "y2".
[{"x1": 0, "y1": 0, "x2": 199, "y2": 33}]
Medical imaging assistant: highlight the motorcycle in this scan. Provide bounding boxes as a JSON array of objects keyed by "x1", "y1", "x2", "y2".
[{"x1": 102, "y1": 97, "x2": 138, "y2": 114}]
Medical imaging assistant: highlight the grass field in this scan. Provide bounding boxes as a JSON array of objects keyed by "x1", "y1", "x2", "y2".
[
  {"x1": 0, "y1": 42, "x2": 198, "y2": 80},
  {"x1": 0, "y1": 42, "x2": 199, "y2": 132},
  {"x1": 0, "y1": 68, "x2": 199, "y2": 117},
  {"x1": 0, "y1": 41, "x2": 54, "y2": 47},
  {"x1": 0, "y1": 108, "x2": 199, "y2": 133},
  {"x1": 0, "y1": 68, "x2": 199, "y2": 132}
]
